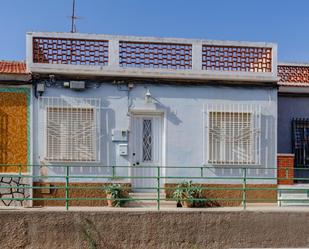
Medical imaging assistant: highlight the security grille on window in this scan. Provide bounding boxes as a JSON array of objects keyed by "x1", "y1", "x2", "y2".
[
  {"x1": 40, "y1": 97, "x2": 101, "y2": 162},
  {"x1": 292, "y1": 118, "x2": 309, "y2": 167},
  {"x1": 206, "y1": 104, "x2": 261, "y2": 165}
]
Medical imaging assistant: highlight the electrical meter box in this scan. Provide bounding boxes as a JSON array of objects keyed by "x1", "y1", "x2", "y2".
[
  {"x1": 112, "y1": 129, "x2": 128, "y2": 141},
  {"x1": 118, "y1": 144, "x2": 128, "y2": 156}
]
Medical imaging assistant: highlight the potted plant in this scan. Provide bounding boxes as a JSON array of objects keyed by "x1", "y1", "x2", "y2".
[
  {"x1": 105, "y1": 184, "x2": 129, "y2": 207},
  {"x1": 190, "y1": 184, "x2": 204, "y2": 207},
  {"x1": 173, "y1": 181, "x2": 204, "y2": 208}
]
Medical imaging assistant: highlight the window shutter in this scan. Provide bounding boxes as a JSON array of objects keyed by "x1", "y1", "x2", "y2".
[
  {"x1": 40, "y1": 97, "x2": 100, "y2": 162},
  {"x1": 206, "y1": 103, "x2": 261, "y2": 165}
]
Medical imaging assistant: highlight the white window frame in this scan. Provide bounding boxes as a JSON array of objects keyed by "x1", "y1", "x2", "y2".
[
  {"x1": 40, "y1": 97, "x2": 101, "y2": 163},
  {"x1": 204, "y1": 103, "x2": 261, "y2": 166}
]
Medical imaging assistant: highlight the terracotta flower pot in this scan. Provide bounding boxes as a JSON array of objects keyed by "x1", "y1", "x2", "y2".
[
  {"x1": 182, "y1": 201, "x2": 193, "y2": 208},
  {"x1": 106, "y1": 194, "x2": 113, "y2": 207}
]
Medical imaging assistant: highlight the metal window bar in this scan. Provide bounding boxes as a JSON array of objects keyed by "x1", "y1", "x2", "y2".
[
  {"x1": 292, "y1": 118, "x2": 309, "y2": 183},
  {"x1": 206, "y1": 103, "x2": 261, "y2": 165},
  {"x1": 142, "y1": 119, "x2": 152, "y2": 162},
  {"x1": 39, "y1": 97, "x2": 101, "y2": 162}
]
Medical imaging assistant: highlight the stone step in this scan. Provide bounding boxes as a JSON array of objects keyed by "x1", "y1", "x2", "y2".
[
  {"x1": 124, "y1": 192, "x2": 176, "y2": 208},
  {"x1": 278, "y1": 186, "x2": 309, "y2": 206}
]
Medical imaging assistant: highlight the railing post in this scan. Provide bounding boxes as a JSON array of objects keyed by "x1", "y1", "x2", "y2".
[
  {"x1": 157, "y1": 166, "x2": 160, "y2": 211},
  {"x1": 18, "y1": 164, "x2": 22, "y2": 176},
  {"x1": 242, "y1": 167, "x2": 247, "y2": 210},
  {"x1": 18, "y1": 164, "x2": 22, "y2": 199},
  {"x1": 65, "y1": 166, "x2": 70, "y2": 211}
]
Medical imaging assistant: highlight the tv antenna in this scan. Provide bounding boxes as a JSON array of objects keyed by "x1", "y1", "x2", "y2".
[{"x1": 70, "y1": 0, "x2": 78, "y2": 33}]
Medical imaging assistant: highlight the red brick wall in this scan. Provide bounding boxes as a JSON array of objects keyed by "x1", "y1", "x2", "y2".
[
  {"x1": 277, "y1": 154, "x2": 294, "y2": 185},
  {"x1": 33, "y1": 182, "x2": 131, "y2": 207},
  {"x1": 165, "y1": 184, "x2": 277, "y2": 207}
]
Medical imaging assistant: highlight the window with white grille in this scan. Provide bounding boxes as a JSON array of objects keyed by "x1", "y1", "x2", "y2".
[
  {"x1": 40, "y1": 97, "x2": 100, "y2": 162},
  {"x1": 205, "y1": 104, "x2": 261, "y2": 165}
]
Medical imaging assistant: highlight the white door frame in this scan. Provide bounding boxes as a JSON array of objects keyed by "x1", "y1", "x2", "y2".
[{"x1": 129, "y1": 110, "x2": 166, "y2": 190}]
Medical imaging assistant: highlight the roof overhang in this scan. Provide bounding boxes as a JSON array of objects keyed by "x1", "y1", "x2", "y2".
[
  {"x1": 0, "y1": 73, "x2": 31, "y2": 83},
  {"x1": 279, "y1": 85, "x2": 309, "y2": 95}
]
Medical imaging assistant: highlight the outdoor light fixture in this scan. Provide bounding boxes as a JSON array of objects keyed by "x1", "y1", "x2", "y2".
[{"x1": 145, "y1": 88, "x2": 152, "y2": 103}]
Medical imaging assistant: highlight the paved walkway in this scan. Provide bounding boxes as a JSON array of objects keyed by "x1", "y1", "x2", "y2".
[{"x1": 1, "y1": 203, "x2": 309, "y2": 212}]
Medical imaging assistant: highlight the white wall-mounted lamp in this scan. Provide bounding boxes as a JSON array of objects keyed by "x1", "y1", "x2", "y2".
[{"x1": 145, "y1": 88, "x2": 152, "y2": 103}]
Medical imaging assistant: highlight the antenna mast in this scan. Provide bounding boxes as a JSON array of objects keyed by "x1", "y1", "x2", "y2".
[{"x1": 71, "y1": 0, "x2": 77, "y2": 33}]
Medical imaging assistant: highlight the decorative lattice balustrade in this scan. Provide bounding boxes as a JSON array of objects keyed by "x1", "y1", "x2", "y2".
[
  {"x1": 119, "y1": 41, "x2": 192, "y2": 69},
  {"x1": 28, "y1": 32, "x2": 277, "y2": 82},
  {"x1": 32, "y1": 37, "x2": 109, "y2": 66},
  {"x1": 202, "y1": 45, "x2": 272, "y2": 72}
]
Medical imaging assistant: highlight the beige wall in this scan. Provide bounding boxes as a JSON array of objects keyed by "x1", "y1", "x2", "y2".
[{"x1": 1, "y1": 210, "x2": 309, "y2": 249}]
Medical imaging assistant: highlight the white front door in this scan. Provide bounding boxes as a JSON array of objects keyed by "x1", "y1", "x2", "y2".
[{"x1": 130, "y1": 114, "x2": 163, "y2": 192}]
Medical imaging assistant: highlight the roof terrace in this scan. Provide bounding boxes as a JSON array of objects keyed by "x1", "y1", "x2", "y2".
[{"x1": 27, "y1": 32, "x2": 277, "y2": 83}]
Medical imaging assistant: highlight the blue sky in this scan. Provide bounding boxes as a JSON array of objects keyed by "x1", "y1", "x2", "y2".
[{"x1": 1, "y1": 0, "x2": 309, "y2": 62}]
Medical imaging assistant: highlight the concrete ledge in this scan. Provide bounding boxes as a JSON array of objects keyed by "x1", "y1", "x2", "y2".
[
  {"x1": 1, "y1": 209, "x2": 309, "y2": 248},
  {"x1": 277, "y1": 153, "x2": 295, "y2": 157}
]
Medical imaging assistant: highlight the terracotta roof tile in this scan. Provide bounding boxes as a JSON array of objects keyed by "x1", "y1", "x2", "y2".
[
  {"x1": 278, "y1": 64, "x2": 309, "y2": 86},
  {"x1": 0, "y1": 61, "x2": 27, "y2": 74}
]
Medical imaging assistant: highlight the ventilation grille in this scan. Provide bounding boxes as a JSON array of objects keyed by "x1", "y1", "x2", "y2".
[
  {"x1": 119, "y1": 41, "x2": 192, "y2": 69},
  {"x1": 202, "y1": 45, "x2": 272, "y2": 72},
  {"x1": 33, "y1": 37, "x2": 109, "y2": 66}
]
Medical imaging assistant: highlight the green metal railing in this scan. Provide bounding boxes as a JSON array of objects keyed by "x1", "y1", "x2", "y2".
[{"x1": 0, "y1": 164, "x2": 308, "y2": 210}]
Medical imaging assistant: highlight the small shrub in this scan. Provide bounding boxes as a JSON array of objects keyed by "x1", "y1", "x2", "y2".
[
  {"x1": 173, "y1": 181, "x2": 205, "y2": 207},
  {"x1": 105, "y1": 184, "x2": 130, "y2": 207}
]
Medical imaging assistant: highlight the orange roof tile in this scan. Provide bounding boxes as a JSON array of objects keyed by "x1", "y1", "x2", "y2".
[
  {"x1": 278, "y1": 64, "x2": 309, "y2": 86},
  {"x1": 0, "y1": 61, "x2": 27, "y2": 74}
]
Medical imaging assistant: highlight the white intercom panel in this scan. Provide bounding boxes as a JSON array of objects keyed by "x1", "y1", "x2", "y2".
[{"x1": 118, "y1": 144, "x2": 128, "y2": 156}]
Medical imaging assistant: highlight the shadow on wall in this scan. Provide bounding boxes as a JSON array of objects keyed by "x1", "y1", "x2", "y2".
[
  {"x1": 147, "y1": 85, "x2": 274, "y2": 102},
  {"x1": 0, "y1": 110, "x2": 8, "y2": 165},
  {"x1": 155, "y1": 102, "x2": 182, "y2": 125},
  {"x1": 129, "y1": 94, "x2": 183, "y2": 126}
]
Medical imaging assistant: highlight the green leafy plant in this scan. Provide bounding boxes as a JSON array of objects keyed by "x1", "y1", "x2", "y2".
[
  {"x1": 105, "y1": 184, "x2": 129, "y2": 207},
  {"x1": 173, "y1": 181, "x2": 204, "y2": 208}
]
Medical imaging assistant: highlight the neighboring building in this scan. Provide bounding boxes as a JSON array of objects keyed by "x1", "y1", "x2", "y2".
[
  {"x1": 24, "y1": 32, "x2": 278, "y2": 206},
  {"x1": 0, "y1": 61, "x2": 32, "y2": 206},
  {"x1": 278, "y1": 63, "x2": 309, "y2": 182}
]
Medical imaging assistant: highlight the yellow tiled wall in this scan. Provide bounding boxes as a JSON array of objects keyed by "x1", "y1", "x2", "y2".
[{"x1": 0, "y1": 92, "x2": 28, "y2": 173}]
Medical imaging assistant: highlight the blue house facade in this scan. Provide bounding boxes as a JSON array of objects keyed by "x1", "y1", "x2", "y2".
[{"x1": 22, "y1": 32, "x2": 279, "y2": 206}]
